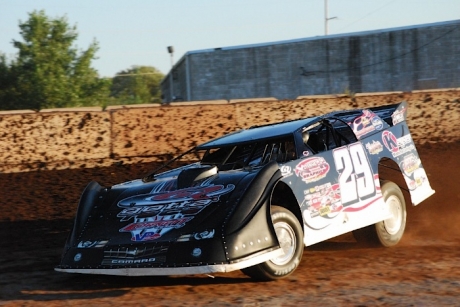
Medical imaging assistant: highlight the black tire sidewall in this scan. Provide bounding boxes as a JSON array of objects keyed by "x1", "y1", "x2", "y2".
[{"x1": 258, "y1": 206, "x2": 303, "y2": 279}]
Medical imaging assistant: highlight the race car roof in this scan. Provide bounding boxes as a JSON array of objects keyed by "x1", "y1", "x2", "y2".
[
  {"x1": 196, "y1": 102, "x2": 403, "y2": 149},
  {"x1": 197, "y1": 116, "x2": 320, "y2": 149}
]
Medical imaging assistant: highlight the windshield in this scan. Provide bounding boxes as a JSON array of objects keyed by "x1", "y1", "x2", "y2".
[
  {"x1": 201, "y1": 137, "x2": 296, "y2": 170},
  {"x1": 144, "y1": 136, "x2": 297, "y2": 181}
]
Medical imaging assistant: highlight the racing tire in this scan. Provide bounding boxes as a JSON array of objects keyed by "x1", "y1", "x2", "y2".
[
  {"x1": 242, "y1": 206, "x2": 303, "y2": 281},
  {"x1": 353, "y1": 180, "x2": 407, "y2": 247}
]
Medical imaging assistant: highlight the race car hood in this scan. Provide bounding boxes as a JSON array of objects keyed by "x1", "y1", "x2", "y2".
[
  {"x1": 57, "y1": 162, "x2": 282, "y2": 271},
  {"x1": 71, "y1": 166, "x2": 251, "y2": 245}
]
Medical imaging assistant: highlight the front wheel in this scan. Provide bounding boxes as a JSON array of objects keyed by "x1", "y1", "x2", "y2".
[
  {"x1": 353, "y1": 180, "x2": 407, "y2": 247},
  {"x1": 242, "y1": 206, "x2": 303, "y2": 281}
]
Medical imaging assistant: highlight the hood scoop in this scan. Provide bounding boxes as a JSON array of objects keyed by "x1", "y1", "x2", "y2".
[{"x1": 177, "y1": 165, "x2": 218, "y2": 189}]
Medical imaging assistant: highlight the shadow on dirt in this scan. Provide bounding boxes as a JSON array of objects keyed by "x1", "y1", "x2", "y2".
[
  {"x1": 0, "y1": 219, "x2": 252, "y2": 302},
  {"x1": 12, "y1": 273, "x2": 251, "y2": 302}
]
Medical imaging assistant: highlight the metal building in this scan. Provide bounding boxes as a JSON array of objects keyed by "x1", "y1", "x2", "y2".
[{"x1": 161, "y1": 20, "x2": 460, "y2": 103}]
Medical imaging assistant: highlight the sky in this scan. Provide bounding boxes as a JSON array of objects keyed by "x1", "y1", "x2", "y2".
[{"x1": 1, "y1": 0, "x2": 459, "y2": 78}]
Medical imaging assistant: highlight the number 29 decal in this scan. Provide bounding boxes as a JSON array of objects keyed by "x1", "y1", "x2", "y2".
[{"x1": 333, "y1": 143, "x2": 376, "y2": 206}]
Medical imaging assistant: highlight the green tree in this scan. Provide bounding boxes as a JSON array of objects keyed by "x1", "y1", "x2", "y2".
[
  {"x1": 0, "y1": 10, "x2": 109, "y2": 110},
  {"x1": 0, "y1": 54, "x2": 14, "y2": 107},
  {"x1": 110, "y1": 66, "x2": 164, "y2": 104}
]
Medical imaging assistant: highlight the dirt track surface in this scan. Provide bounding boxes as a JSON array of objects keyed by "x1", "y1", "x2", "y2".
[{"x1": 1, "y1": 142, "x2": 459, "y2": 306}]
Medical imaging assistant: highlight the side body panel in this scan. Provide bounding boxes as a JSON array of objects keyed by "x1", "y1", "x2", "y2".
[
  {"x1": 281, "y1": 103, "x2": 434, "y2": 246},
  {"x1": 281, "y1": 144, "x2": 389, "y2": 246}
]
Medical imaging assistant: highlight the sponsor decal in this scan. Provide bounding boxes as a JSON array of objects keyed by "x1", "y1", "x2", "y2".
[
  {"x1": 117, "y1": 184, "x2": 234, "y2": 242},
  {"x1": 365, "y1": 140, "x2": 384, "y2": 155},
  {"x1": 302, "y1": 182, "x2": 342, "y2": 218},
  {"x1": 382, "y1": 131, "x2": 399, "y2": 153},
  {"x1": 77, "y1": 240, "x2": 108, "y2": 248},
  {"x1": 192, "y1": 248, "x2": 202, "y2": 257},
  {"x1": 102, "y1": 258, "x2": 159, "y2": 265},
  {"x1": 280, "y1": 165, "x2": 293, "y2": 178},
  {"x1": 382, "y1": 131, "x2": 415, "y2": 158},
  {"x1": 120, "y1": 217, "x2": 193, "y2": 232},
  {"x1": 176, "y1": 234, "x2": 193, "y2": 242},
  {"x1": 397, "y1": 134, "x2": 413, "y2": 147},
  {"x1": 176, "y1": 229, "x2": 215, "y2": 242},
  {"x1": 400, "y1": 153, "x2": 421, "y2": 176},
  {"x1": 371, "y1": 117, "x2": 383, "y2": 130},
  {"x1": 405, "y1": 168, "x2": 428, "y2": 191},
  {"x1": 350, "y1": 110, "x2": 384, "y2": 139},
  {"x1": 295, "y1": 157, "x2": 330, "y2": 183},
  {"x1": 392, "y1": 106, "x2": 407, "y2": 125},
  {"x1": 194, "y1": 229, "x2": 215, "y2": 240}
]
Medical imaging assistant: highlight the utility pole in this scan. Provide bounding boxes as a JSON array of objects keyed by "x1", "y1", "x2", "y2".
[
  {"x1": 324, "y1": 0, "x2": 337, "y2": 35},
  {"x1": 167, "y1": 46, "x2": 174, "y2": 103}
]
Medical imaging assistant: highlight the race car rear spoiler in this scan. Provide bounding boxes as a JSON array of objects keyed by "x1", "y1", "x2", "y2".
[{"x1": 330, "y1": 101, "x2": 408, "y2": 128}]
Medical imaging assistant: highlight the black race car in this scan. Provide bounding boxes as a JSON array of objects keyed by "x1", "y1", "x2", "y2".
[{"x1": 56, "y1": 101, "x2": 435, "y2": 280}]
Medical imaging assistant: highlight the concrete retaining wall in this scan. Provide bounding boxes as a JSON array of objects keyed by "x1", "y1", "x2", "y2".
[{"x1": 0, "y1": 89, "x2": 459, "y2": 173}]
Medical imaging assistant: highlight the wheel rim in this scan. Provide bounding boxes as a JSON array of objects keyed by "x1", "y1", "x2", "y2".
[
  {"x1": 383, "y1": 195, "x2": 403, "y2": 235},
  {"x1": 271, "y1": 221, "x2": 296, "y2": 266}
]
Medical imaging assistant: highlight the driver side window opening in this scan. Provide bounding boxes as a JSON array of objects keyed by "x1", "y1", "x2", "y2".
[
  {"x1": 303, "y1": 122, "x2": 330, "y2": 154},
  {"x1": 303, "y1": 119, "x2": 357, "y2": 154},
  {"x1": 306, "y1": 131, "x2": 328, "y2": 153}
]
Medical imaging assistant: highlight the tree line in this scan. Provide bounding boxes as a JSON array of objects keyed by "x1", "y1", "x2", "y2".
[{"x1": 0, "y1": 10, "x2": 164, "y2": 111}]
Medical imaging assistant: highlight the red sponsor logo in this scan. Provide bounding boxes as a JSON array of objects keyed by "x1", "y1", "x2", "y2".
[
  {"x1": 350, "y1": 110, "x2": 383, "y2": 139},
  {"x1": 382, "y1": 131, "x2": 399, "y2": 153},
  {"x1": 117, "y1": 184, "x2": 235, "y2": 242},
  {"x1": 295, "y1": 157, "x2": 330, "y2": 183}
]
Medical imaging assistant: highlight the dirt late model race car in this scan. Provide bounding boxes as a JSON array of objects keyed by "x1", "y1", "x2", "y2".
[{"x1": 56, "y1": 101, "x2": 435, "y2": 281}]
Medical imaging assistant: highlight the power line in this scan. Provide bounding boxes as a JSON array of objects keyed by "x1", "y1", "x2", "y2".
[{"x1": 336, "y1": 0, "x2": 399, "y2": 33}]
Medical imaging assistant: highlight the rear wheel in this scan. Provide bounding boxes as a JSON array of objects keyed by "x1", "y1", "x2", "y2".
[
  {"x1": 242, "y1": 206, "x2": 303, "y2": 281},
  {"x1": 353, "y1": 181, "x2": 407, "y2": 247}
]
